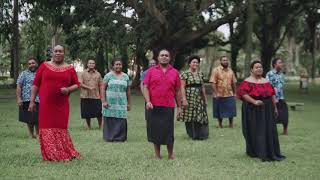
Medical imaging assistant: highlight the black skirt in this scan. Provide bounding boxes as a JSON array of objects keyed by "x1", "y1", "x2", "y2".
[
  {"x1": 241, "y1": 97, "x2": 285, "y2": 161},
  {"x1": 276, "y1": 100, "x2": 289, "y2": 125},
  {"x1": 19, "y1": 101, "x2": 39, "y2": 125},
  {"x1": 146, "y1": 106, "x2": 174, "y2": 145},
  {"x1": 103, "y1": 117, "x2": 127, "y2": 142},
  {"x1": 80, "y1": 98, "x2": 102, "y2": 119},
  {"x1": 144, "y1": 103, "x2": 152, "y2": 141},
  {"x1": 185, "y1": 122, "x2": 209, "y2": 140}
]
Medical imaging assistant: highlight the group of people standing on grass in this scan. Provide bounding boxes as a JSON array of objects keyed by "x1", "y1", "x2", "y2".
[{"x1": 16, "y1": 45, "x2": 288, "y2": 162}]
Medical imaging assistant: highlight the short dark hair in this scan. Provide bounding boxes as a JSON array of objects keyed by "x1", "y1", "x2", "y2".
[
  {"x1": 111, "y1": 58, "x2": 122, "y2": 66},
  {"x1": 87, "y1": 58, "x2": 96, "y2": 63},
  {"x1": 54, "y1": 44, "x2": 65, "y2": 51},
  {"x1": 155, "y1": 48, "x2": 171, "y2": 59},
  {"x1": 188, "y1": 55, "x2": 201, "y2": 64},
  {"x1": 272, "y1": 58, "x2": 282, "y2": 68},
  {"x1": 220, "y1": 56, "x2": 228, "y2": 61},
  {"x1": 28, "y1": 57, "x2": 38, "y2": 64},
  {"x1": 250, "y1": 60, "x2": 262, "y2": 70}
]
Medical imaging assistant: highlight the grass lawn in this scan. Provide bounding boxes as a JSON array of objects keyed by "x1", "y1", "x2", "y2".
[{"x1": 0, "y1": 84, "x2": 319, "y2": 180}]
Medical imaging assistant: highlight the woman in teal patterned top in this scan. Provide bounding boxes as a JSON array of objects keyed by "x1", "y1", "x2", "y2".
[{"x1": 101, "y1": 58, "x2": 131, "y2": 142}]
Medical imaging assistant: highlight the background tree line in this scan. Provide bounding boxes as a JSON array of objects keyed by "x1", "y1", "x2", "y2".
[{"x1": 1, "y1": 0, "x2": 320, "y2": 85}]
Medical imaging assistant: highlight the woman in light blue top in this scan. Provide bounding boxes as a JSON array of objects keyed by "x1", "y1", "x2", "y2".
[{"x1": 101, "y1": 58, "x2": 131, "y2": 142}]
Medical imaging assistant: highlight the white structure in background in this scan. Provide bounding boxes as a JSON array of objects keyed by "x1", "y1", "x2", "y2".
[{"x1": 72, "y1": 59, "x2": 84, "y2": 73}]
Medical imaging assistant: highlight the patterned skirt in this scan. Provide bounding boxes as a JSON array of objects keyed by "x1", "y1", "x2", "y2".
[
  {"x1": 177, "y1": 87, "x2": 208, "y2": 124},
  {"x1": 39, "y1": 128, "x2": 81, "y2": 161}
]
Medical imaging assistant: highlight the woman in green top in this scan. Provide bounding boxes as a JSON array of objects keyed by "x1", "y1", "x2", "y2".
[
  {"x1": 101, "y1": 58, "x2": 131, "y2": 142},
  {"x1": 178, "y1": 55, "x2": 209, "y2": 140}
]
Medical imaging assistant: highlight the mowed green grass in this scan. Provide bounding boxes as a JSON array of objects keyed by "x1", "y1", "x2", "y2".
[{"x1": 0, "y1": 84, "x2": 319, "y2": 180}]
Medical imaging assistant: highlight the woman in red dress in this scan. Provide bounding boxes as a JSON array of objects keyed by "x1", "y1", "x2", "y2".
[
  {"x1": 29, "y1": 45, "x2": 81, "y2": 161},
  {"x1": 237, "y1": 61, "x2": 285, "y2": 161}
]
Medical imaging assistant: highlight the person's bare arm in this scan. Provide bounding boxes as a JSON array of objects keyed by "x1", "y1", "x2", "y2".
[
  {"x1": 210, "y1": 70, "x2": 218, "y2": 97},
  {"x1": 100, "y1": 82, "x2": 108, "y2": 108},
  {"x1": 232, "y1": 82, "x2": 237, "y2": 96},
  {"x1": 272, "y1": 95, "x2": 278, "y2": 116},
  {"x1": 212, "y1": 82, "x2": 218, "y2": 97},
  {"x1": 68, "y1": 84, "x2": 79, "y2": 93},
  {"x1": 175, "y1": 88, "x2": 182, "y2": 108},
  {"x1": 143, "y1": 85, "x2": 150, "y2": 102},
  {"x1": 127, "y1": 86, "x2": 131, "y2": 111},
  {"x1": 16, "y1": 84, "x2": 23, "y2": 106},
  {"x1": 242, "y1": 94, "x2": 264, "y2": 106},
  {"x1": 180, "y1": 80, "x2": 188, "y2": 108},
  {"x1": 201, "y1": 84, "x2": 208, "y2": 105},
  {"x1": 175, "y1": 88, "x2": 182, "y2": 118},
  {"x1": 143, "y1": 85, "x2": 153, "y2": 109},
  {"x1": 99, "y1": 81, "x2": 104, "y2": 99},
  {"x1": 28, "y1": 85, "x2": 39, "y2": 112},
  {"x1": 60, "y1": 84, "x2": 79, "y2": 95},
  {"x1": 140, "y1": 81, "x2": 144, "y2": 97},
  {"x1": 80, "y1": 83, "x2": 92, "y2": 90}
]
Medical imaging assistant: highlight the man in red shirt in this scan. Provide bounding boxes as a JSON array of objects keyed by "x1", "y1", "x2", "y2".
[{"x1": 143, "y1": 49, "x2": 182, "y2": 160}]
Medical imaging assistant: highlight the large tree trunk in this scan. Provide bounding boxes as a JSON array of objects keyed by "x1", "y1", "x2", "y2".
[
  {"x1": 229, "y1": 22, "x2": 238, "y2": 75},
  {"x1": 10, "y1": 47, "x2": 14, "y2": 78},
  {"x1": 104, "y1": 41, "x2": 109, "y2": 73},
  {"x1": 307, "y1": 14, "x2": 317, "y2": 80},
  {"x1": 260, "y1": 44, "x2": 275, "y2": 76},
  {"x1": 12, "y1": 0, "x2": 20, "y2": 83},
  {"x1": 51, "y1": 26, "x2": 57, "y2": 48},
  {"x1": 131, "y1": 40, "x2": 148, "y2": 89},
  {"x1": 287, "y1": 35, "x2": 296, "y2": 75},
  {"x1": 294, "y1": 43, "x2": 301, "y2": 69},
  {"x1": 230, "y1": 45, "x2": 239, "y2": 76},
  {"x1": 244, "y1": 0, "x2": 254, "y2": 77},
  {"x1": 119, "y1": 43, "x2": 128, "y2": 74},
  {"x1": 96, "y1": 44, "x2": 105, "y2": 77}
]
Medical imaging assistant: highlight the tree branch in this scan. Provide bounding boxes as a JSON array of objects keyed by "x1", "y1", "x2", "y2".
[
  {"x1": 172, "y1": 4, "x2": 243, "y2": 48},
  {"x1": 143, "y1": 0, "x2": 168, "y2": 27},
  {"x1": 196, "y1": 0, "x2": 216, "y2": 13},
  {"x1": 124, "y1": 0, "x2": 144, "y2": 17},
  {"x1": 274, "y1": 8, "x2": 304, "y2": 51}
]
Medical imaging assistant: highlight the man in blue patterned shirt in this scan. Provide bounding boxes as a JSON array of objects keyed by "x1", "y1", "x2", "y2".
[
  {"x1": 16, "y1": 57, "x2": 40, "y2": 138},
  {"x1": 266, "y1": 58, "x2": 289, "y2": 135},
  {"x1": 140, "y1": 59, "x2": 157, "y2": 94}
]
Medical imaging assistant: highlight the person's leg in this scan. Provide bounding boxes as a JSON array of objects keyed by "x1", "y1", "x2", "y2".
[
  {"x1": 282, "y1": 100, "x2": 289, "y2": 135},
  {"x1": 86, "y1": 118, "x2": 91, "y2": 129},
  {"x1": 153, "y1": 144, "x2": 161, "y2": 159},
  {"x1": 97, "y1": 117, "x2": 102, "y2": 129},
  {"x1": 229, "y1": 118, "x2": 234, "y2": 128},
  {"x1": 35, "y1": 124, "x2": 39, "y2": 138},
  {"x1": 27, "y1": 124, "x2": 35, "y2": 138},
  {"x1": 217, "y1": 118, "x2": 223, "y2": 128},
  {"x1": 283, "y1": 122, "x2": 288, "y2": 135},
  {"x1": 167, "y1": 144, "x2": 174, "y2": 160}
]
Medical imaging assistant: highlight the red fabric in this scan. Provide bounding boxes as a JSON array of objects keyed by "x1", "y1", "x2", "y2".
[
  {"x1": 143, "y1": 65, "x2": 181, "y2": 107},
  {"x1": 33, "y1": 62, "x2": 80, "y2": 129},
  {"x1": 39, "y1": 128, "x2": 81, "y2": 161},
  {"x1": 33, "y1": 62, "x2": 80, "y2": 161},
  {"x1": 237, "y1": 81, "x2": 275, "y2": 100}
]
